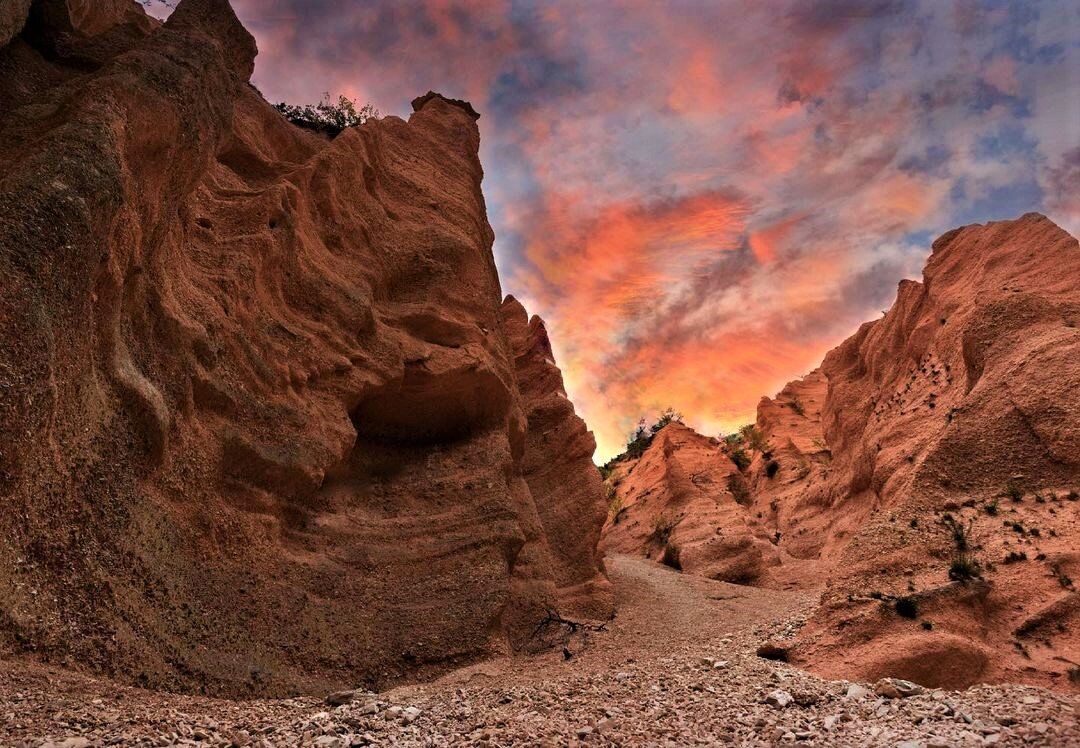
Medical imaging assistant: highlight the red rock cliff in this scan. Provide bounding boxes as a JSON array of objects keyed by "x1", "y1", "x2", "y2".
[
  {"x1": 0, "y1": 0, "x2": 610, "y2": 696},
  {"x1": 603, "y1": 214, "x2": 1080, "y2": 691},
  {"x1": 795, "y1": 213, "x2": 1080, "y2": 691}
]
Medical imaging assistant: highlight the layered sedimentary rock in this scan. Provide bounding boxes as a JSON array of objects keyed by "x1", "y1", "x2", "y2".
[
  {"x1": 796, "y1": 213, "x2": 1080, "y2": 691},
  {"x1": 602, "y1": 214, "x2": 1080, "y2": 690},
  {"x1": 0, "y1": 0, "x2": 610, "y2": 697},
  {"x1": 599, "y1": 424, "x2": 781, "y2": 584},
  {"x1": 501, "y1": 297, "x2": 614, "y2": 620}
]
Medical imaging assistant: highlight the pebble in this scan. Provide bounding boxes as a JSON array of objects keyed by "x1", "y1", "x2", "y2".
[
  {"x1": 766, "y1": 689, "x2": 794, "y2": 708},
  {"x1": 3, "y1": 558, "x2": 1077, "y2": 748},
  {"x1": 846, "y1": 683, "x2": 871, "y2": 700}
]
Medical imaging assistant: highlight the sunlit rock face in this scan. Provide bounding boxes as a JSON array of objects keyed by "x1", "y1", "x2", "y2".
[
  {"x1": 603, "y1": 214, "x2": 1080, "y2": 691},
  {"x1": 0, "y1": 0, "x2": 610, "y2": 697}
]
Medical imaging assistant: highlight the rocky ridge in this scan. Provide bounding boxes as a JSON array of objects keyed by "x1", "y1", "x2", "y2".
[{"x1": 602, "y1": 214, "x2": 1080, "y2": 692}]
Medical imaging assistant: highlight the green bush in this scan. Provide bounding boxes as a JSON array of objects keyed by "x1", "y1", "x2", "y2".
[
  {"x1": 624, "y1": 408, "x2": 684, "y2": 460},
  {"x1": 625, "y1": 420, "x2": 653, "y2": 459},
  {"x1": 650, "y1": 407, "x2": 683, "y2": 434},
  {"x1": 728, "y1": 473, "x2": 752, "y2": 506},
  {"x1": 660, "y1": 543, "x2": 682, "y2": 570},
  {"x1": 949, "y1": 557, "x2": 981, "y2": 581},
  {"x1": 788, "y1": 397, "x2": 805, "y2": 417},
  {"x1": 739, "y1": 424, "x2": 769, "y2": 454},
  {"x1": 942, "y1": 514, "x2": 981, "y2": 582},
  {"x1": 652, "y1": 515, "x2": 678, "y2": 545},
  {"x1": 274, "y1": 93, "x2": 379, "y2": 136},
  {"x1": 729, "y1": 448, "x2": 750, "y2": 471}
]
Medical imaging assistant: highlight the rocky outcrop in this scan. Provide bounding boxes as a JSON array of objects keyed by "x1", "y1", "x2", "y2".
[
  {"x1": 0, "y1": 0, "x2": 609, "y2": 697},
  {"x1": 794, "y1": 213, "x2": 1080, "y2": 691},
  {"x1": 600, "y1": 423, "x2": 781, "y2": 584},
  {"x1": 501, "y1": 297, "x2": 614, "y2": 621},
  {"x1": 602, "y1": 214, "x2": 1080, "y2": 691}
]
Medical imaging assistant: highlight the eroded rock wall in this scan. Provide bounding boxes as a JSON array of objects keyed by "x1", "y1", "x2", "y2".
[
  {"x1": 0, "y1": 0, "x2": 609, "y2": 696},
  {"x1": 501, "y1": 297, "x2": 614, "y2": 621},
  {"x1": 602, "y1": 214, "x2": 1080, "y2": 690},
  {"x1": 600, "y1": 424, "x2": 781, "y2": 584},
  {"x1": 794, "y1": 214, "x2": 1080, "y2": 690}
]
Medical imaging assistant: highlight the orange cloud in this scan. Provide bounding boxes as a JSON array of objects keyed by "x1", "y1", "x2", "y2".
[{"x1": 748, "y1": 213, "x2": 806, "y2": 264}]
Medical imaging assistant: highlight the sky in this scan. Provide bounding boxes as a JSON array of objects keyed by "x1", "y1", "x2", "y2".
[{"x1": 145, "y1": 0, "x2": 1080, "y2": 462}]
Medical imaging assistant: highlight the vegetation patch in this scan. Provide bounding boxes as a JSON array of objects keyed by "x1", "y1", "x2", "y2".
[
  {"x1": 894, "y1": 596, "x2": 919, "y2": 619},
  {"x1": 660, "y1": 544, "x2": 682, "y2": 571},
  {"x1": 942, "y1": 514, "x2": 981, "y2": 582},
  {"x1": 652, "y1": 515, "x2": 678, "y2": 545},
  {"x1": 274, "y1": 93, "x2": 379, "y2": 136},
  {"x1": 728, "y1": 473, "x2": 752, "y2": 506},
  {"x1": 624, "y1": 408, "x2": 683, "y2": 459}
]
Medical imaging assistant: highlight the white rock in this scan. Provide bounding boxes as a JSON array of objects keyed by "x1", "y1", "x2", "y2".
[
  {"x1": 765, "y1": 690, "x2": 794, "y2": 708},
  {"x1": 846, "y1": 684, "x2": 871, "y2": 700}
]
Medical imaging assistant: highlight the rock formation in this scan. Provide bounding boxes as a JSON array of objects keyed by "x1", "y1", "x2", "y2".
[
  {"x1": 0, "y1": 0, "x2": 611, "y2": 697},
  {"x1": 602, "y1": 213, "x2": 1080, "y2": 691},
  {"x1": 599, "y1": 423, "x2": 781, "y2": 584},
  {"x1": 501, "y1": 297, "x2": 613, "y2": 621}
]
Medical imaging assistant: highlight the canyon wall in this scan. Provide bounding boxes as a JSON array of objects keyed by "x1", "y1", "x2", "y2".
[
  {"x1": 603, "y1": 213, "x2": 1080, "y2": 691},
  {"x1": 0, "y1": 0, "x2": 611, "y2": 697}
]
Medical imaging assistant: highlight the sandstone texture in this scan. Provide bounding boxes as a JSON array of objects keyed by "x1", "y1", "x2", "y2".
[
  {"x1": 0, "y1": 0, "x2": 610, "y2": 697},
  {"x1": 603, "y1": 214, "x2": 1080, "y2": 692},
  {"x1": 600, "y1": 423, "x2": 781, "y2": 585},
  {"x1": 500, "y1": 297, "x2": 614, "y2": 622}
]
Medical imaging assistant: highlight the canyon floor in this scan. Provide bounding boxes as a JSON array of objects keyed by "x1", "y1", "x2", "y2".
[{"x1": 3, "y1": 556, "x2": 1077, "y2": 748}]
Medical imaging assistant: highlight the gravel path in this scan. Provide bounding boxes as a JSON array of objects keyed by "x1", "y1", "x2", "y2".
[{"x1": 3, "y1": 556, "x2": 1077, "y2": 746}]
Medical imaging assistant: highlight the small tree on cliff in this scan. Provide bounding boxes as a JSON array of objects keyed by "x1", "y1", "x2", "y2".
[
  {"x1": 624, "y1": 408, "x2": 683, "y2": 459},
  {"x1": 625, "y1": 418, "x2": 652, "y2": 459},
  {"x1": 650, "y1": 407, "x2": 683, "y2": 434},
  {"x1": 739, "y1": 424, "x2": 769, "y2": 454},
  {"x1": 274, "y1": 93, "x2": 379, "y2": 136}
]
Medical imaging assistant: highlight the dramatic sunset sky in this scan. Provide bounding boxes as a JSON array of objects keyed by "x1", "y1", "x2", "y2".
[{"x1": 149, "y1": 0, "x2": 1079, "y2": 461}]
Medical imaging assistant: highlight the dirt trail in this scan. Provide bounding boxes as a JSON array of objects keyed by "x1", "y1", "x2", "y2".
[{"x1": 2, "y1": 556, "x2": 1077, "y2": 746}]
